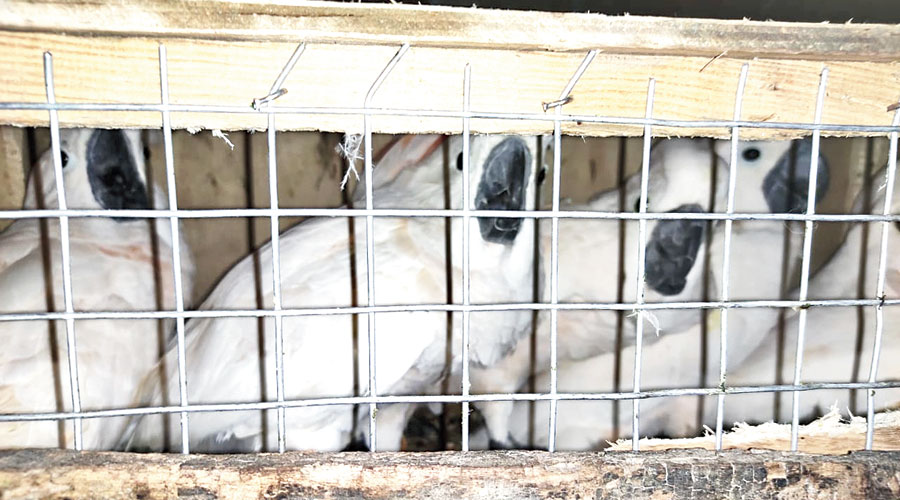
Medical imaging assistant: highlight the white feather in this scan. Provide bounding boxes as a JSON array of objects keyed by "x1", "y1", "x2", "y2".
[
  {"x1": 711, "y1": 170, "x2": 900, "y2": 425},
  {"x1": 0, "y1": 129, "x2": 194, "y2": 450},
  {"x1": 501, "y1": 139, "x2": 825, "y2": 449},
  {"x1": 125, "y1": 134, "x2": 540, "y2": 452},
  {"x1": 472, "y1": 138, "x2": 728, "y2": 446}
]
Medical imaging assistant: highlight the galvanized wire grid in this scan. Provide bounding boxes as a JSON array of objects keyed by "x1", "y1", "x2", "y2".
[{"x1": 0, "y1": 43, "x2": 898, "y2": 454}]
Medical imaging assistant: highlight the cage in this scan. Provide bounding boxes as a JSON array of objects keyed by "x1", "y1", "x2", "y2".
[{"x1": 0, "y1": 1, "x2": 899, "y2": 498}]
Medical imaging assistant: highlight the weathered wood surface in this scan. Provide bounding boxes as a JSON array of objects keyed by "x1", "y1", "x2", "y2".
[
  {"x1": 1, "y1": 449, "x2": 899, "y2": 499},
  {"x1": 0, "y1": 2, "x2": 899, "y2": 137},
  {"x1": 0, "y1": 127, "x2": 26, "y2": 232},
  {"x1": 4, "y1": 0, "x2": 900, "y2": 61}
]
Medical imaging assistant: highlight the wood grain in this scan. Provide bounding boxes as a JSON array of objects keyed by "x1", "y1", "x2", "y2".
[
  {"x1": 1, "y1": 448, "x2": 899, "y2": 499},
  {"x1": 3, "y1": 0, "x2": 900, "y2": 61},
  {"x1": 0, "y1": 127, "x2": 27, "y2": 232},
  {"x1": 0, "y1": 31, "x2": 898, "y2": 138}
]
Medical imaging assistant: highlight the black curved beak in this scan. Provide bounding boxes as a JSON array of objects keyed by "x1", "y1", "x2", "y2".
[
  {"x1": 475, "y1": 137, "x2": 529, "y2": 244},
  {"x1": 644, "y1": 203, "x2": 706, "y2": 296},
  {"x1": 87, "y1": 130, "x2": 150, "y2": 221},
  {"x1": 762, "y1": 139, "x2": 830, "y2": 214}
]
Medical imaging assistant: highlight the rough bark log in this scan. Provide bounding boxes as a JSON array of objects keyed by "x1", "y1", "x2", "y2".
[{"x1": 2, "y1": 449, "x2": 900, "y2": 499}]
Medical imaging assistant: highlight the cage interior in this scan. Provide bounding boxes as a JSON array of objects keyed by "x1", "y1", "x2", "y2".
[{"x1": 0, "y1": 4, "x2": 898, "y2": 465}]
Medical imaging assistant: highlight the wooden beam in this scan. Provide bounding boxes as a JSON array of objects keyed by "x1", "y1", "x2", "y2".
[
  {"x1": 1, "y1": 2, "x2": 899, "y2": 137},
  {"x1": 0, "y1": 127, "x2": 26, "y2": 232},
  {"x1": 3, "y1": 0, "x2": 900, "y2": 61},
  {"x1": 1, "y1": 449, "x2": 899, "y2": 499},
  {"x1": 0, "y1": 30, "x2": 898, "y2": 138}
]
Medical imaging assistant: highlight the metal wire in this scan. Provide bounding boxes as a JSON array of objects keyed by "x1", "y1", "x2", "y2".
[
  {"x1": 0, "y1": 299, "x2": 896, "y2": 323},
  {"x1": 7, "y1": 381, "x2": 899, "y2": 424},
  {"x1": 789, "y1": 67, "x2": 829, "y2": 451},
  {"x1": 43, "y1": 52, "x2": 83, "y2": 450},
  {"x1": 865, "y1": 98, "x2": 900, "y2": 449},
  {"x1": 256, "y1": 42, "x2": 307, "y2": 455},
  {"x1": 266, "y1": 114, "x2": 287, "y2": 453},
  {"x1": 631, "y1": 78, "x2": 656, "y2": 451},
  {"x1": 547, "y1": 49, "x2": 598, "y2": 452},
  {"x1": 253, "y1": 43, "x2": 306, "y2": 110},
  {"x1": 0, "y1": 206, "x2": 896, "y2": 223},
  {"x1": 2, "y1": 101, "x2": 899, "y2": 134},
  {"x1": 460, "y1": 63, "x2": 473, "y2": 451},
  {"x1": 547, "y1": 96, "x2": 563, "y2": 453},
  {"x1": 7, "y1": 43, "x2": 898, "y2": 456},
  {"x1": 362, "y1": 43, "x2": 411, "y2": 451},
  {"x1": 158, "y1": 45, "x2": 192, "y2": 454},
  {"x1": 714, "y1": 63, "x2": 750, "y2": 450}
]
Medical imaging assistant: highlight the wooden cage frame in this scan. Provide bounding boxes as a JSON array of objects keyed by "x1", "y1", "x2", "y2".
[
  {"x1": 2, "y1": 0, "x2": 900, "y2": 138},
  {"x1": 1, "y1": 1, "x2": 900, "y2": 498}
]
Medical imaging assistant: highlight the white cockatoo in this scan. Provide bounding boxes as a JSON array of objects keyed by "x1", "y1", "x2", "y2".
[
  {"x1": 701, "y1": 139, "x2": 832, "y2": 375},
  {"x1": 502, "y1": 138, "x2": 832, "y2": 450},
  {"x1": 0, "y1": 129, "x2": 194, "y2": 450},
  {"x1": 711, "y1": 167, "x2": 900, "y2": 426},
  {"x1": 472, "y1": 138, "x2": 729, "y2": 447},
  {"x1": 347, "y1": 134, "x2": 546, "y2": 450},
  {"x1": 122, "y1": 134, "x2": 541, "y2": 452}
]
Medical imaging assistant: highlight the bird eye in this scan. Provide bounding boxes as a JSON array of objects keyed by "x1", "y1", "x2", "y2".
[
  {"x1": 456, "y1": 152, "x2": 464, "y2": 171},
  {"x1": 633, "y1": 196, "x2": 643, "y2": 212},
  {"x1": 742, "y1": 147, "x2": 761, "y2": 162},
  {"x1": 60, "y1": 151, "x2": 69, "y2": 169},
  {"x1": 537, "y1": 167, "x2": 547, "y2": 185}
]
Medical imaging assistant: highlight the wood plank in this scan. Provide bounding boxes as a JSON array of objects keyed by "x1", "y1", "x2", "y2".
[
  {"x1": 3, "y1": 0, "x2": 900, "y2": 61},
  {"x1": 1, "y1": 448, "x2": 899, "y2": 499},
  {"x1": 144, "y1": 129, "x2": 255, "y2": 305},
  {"x1": 142, "y1": 129, "x2": 357, "y2": 304},
  {"x1": 0, "y1": 127, "x2": 27, "y2": 232},
  {"x1": 0, "y1": 32, "x2": 898, "y2": 138}
]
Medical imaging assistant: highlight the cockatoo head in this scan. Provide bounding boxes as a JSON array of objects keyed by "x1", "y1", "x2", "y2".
[
  {"x1": 714, "y1": 138, "x2": 830, "y2": 214},
  {"x1": 25, "y1": 128, "x2": 151, "y2": 218},
  {"x1": 619, "y1": 138, "x2": 726, "y2": 298},
  {"x1": 358, "y1": 133, "x2": 542, "y2": 246},
  {"x1": 466, "y1": 135, "x2": 537, "y2": 245}
]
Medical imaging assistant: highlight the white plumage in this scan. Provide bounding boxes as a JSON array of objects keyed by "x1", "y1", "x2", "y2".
[
  {"x1": 123, "y1": 134, "x2": 540, "y2": 452},
  {"x1": 502, "y1": 138, "x2": 831, "y2": 449},
  {"x1": 471, "y1": 138, "x2": 725, "y2": 447},
  {"x1": 711, "y1": 168, "x2": 900, "y2": 426},
  {"x1": 0, "y1": 129, "x2": 193, "y2": 450}
]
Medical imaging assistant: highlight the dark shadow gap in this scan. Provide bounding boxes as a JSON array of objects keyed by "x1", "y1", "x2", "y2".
[
  {"x1": 27, "y1": 127, "x2": 67, "y2": 447},
  {"x1": 141, "y1": 129, "x2": 171, "y2": 450},
  {"x1": 612, "y1": 136, "x2": 628, "y2": 441},
  {"x1": 850, "y1": 137, "x2": 875, "y2": 414},
  {"x1": 244, "y1": 131, "x2": 270, "y2": 450}
]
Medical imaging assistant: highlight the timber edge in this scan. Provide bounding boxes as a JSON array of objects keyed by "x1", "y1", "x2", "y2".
[{"x1": 1, "y1": 448, "x2": 899, "y2": 499}]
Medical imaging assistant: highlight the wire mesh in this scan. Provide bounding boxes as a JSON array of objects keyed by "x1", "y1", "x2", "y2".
[
  {"x1": 547, "y1": 49, "x2": 599, "y2": 452},
  {"x1": 788, "y1": 68, "x2": 829, "y2": 451},
  {"x1": 254, "y1": 42, "x2": 308, "y2": 455},
  {"x1": 157, "y1": 45, "x2": 192, "y2": 454},
  {"x1": 43, "y1": 52, "x2": 83, "y2": 451},
  {"x1": 865, "y1": 98, "x2": 900, "y2": 449},
  {"x1": 714, "y1": 63, "x2": 750, "y2": 450},
  {"x1": 630, "y1": 78, "x2": 656, "y2": 451},
  {"x1": 460, "y1": 63, "x2": 473, "y2": 451},
  {"x1": 0, "y1": 44, "x2": 897, "y2": 455}
]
